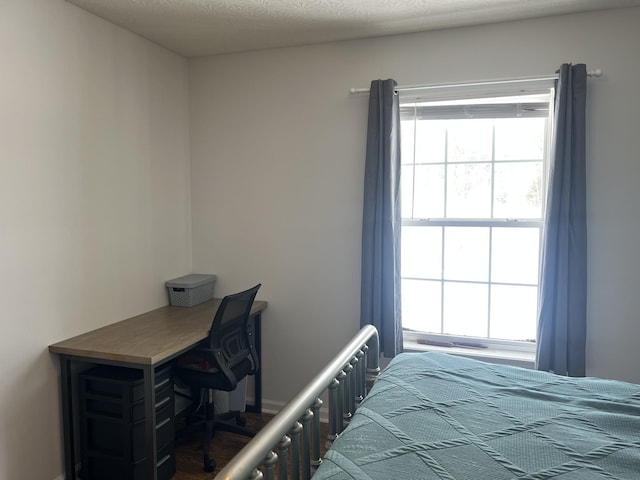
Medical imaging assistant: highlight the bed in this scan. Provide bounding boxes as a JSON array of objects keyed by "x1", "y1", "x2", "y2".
[{"x1": 214, "y1": 326, "x2": 640, "y2": 479}]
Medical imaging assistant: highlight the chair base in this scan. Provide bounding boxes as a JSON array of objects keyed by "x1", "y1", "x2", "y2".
[
  {"x1": 177, "y1": 410, "x2": 254, "y2": 438},
  {"x1": 204, "y1": 454, "x2": 216, "y2": 473},
  {"x1": 175, "y1": 390, "x2": 255, "y2": 472}
]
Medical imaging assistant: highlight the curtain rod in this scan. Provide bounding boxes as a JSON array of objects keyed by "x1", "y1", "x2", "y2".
[{"x1": 348, "y1": 68, "x2": 603, "y2": 95}]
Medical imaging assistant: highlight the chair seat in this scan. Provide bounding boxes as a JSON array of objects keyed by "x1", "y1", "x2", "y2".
[{"x1": 175, "y1": 357, "x2": 253, "y2": 392}]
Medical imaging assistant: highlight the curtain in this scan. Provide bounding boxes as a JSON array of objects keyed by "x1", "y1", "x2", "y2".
[
  {"x1": 536, "y1": 64, "x2": 588, "y2": 376},
  {"x1": 360, "y1": 79, "x2": 403, "y2": 357}
]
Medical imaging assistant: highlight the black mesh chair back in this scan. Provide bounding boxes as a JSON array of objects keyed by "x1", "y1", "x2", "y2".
[{"x1": 206, "y1": 284, "x2": 261, "y2": 389}]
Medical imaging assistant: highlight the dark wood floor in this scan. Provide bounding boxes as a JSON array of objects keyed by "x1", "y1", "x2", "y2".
[
  {"x1": 173, "y1": 412, "x2": 328, "y2": 479},
  {"x1": 173, "y1": 412, "x2": 273, "y2": 479}
]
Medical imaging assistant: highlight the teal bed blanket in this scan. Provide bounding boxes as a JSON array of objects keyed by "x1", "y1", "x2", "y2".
[{"x1": 314, "y1": 352, "x2": 640, "y2": 479}]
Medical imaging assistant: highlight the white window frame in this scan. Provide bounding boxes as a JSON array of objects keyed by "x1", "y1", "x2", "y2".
[{"x1": 399, "y1": 82, "x2": 555, "y2": 355}]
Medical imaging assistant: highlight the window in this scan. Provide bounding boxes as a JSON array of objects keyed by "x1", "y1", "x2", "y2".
[{"x1": 399, "y1": 86, "x2": 554, "y2": 350}]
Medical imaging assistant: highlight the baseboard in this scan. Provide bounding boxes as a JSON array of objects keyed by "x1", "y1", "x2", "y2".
[
  {"x1": 261, "y1": 398, "x2": 329, "y2": 423},
  {"x1": 54, "y1": 462, "x2": 81, "y2": 480}
]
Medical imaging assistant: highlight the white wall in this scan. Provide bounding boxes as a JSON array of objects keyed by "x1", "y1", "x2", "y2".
[
  {"x1": 0, "y1": 0, "x2": 191, "y2": 478},
  {"x1": 189, "y1": 7, "x2": 640, "y2": 406}
]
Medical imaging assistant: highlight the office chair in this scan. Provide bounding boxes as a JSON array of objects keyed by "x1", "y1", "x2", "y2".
[{"x1": 174, "y1": 283, "x2": 261, "y2": 472}]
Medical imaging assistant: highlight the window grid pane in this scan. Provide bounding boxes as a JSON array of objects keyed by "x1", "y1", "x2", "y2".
[
  {"x1": 401, "y1": 224, "x2": 540, "y2": 339},
  {"x1": 443, "y1": 281, "x2": 488, "y2": 337},
  {"x1": 399, "y1": 96, "x2": 550, "y2": 344}
]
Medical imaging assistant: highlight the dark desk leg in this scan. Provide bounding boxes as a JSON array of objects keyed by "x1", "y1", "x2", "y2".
[
  {"x1": 60, "y1": 356, "x2": 76, "y2": 480},
  {"x1": 143, "y1": 365, "x2": 158, "y2": 480},
  {"x1": 246, "y1": 312, "x2": 262, "y2": 414}
]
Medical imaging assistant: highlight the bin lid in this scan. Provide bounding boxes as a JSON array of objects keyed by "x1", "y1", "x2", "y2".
[{"x1": 165, "y1": 273, "x2": 217, "y2": 288}]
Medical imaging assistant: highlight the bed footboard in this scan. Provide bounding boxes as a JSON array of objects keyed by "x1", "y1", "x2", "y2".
[{"x1": 214, "y1": 325, "x2": 380, "y2": 480}]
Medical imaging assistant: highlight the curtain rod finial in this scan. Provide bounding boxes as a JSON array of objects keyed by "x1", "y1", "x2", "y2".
[{"x1": 588, "y1": 68, "x2": 603, "y2": 77}]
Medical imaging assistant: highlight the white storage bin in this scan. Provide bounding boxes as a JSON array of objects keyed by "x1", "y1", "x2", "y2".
[
  {"x1": 165, "y1": 274, "x2": 216, "y2": 307},
  {"x1": 214, "y1": 377, "x2": 248, "y2": 415}
]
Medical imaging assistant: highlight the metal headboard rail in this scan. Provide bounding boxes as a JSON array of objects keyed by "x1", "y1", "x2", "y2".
[{"x1": 214, "y1": 325, "x2": 380, "y2": 480}]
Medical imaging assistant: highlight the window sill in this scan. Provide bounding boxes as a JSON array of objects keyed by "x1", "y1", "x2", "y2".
[{"x1": 403, "y1": 338, "x2": 535, "y2": 369}]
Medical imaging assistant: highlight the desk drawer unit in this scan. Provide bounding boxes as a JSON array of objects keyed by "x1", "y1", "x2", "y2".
[
  {"x1": 79, "y1": 364, "x2": 175, "y2": 480},
  {"x1": 83, "y1": 441, "x2": 175, "y2": 480}
]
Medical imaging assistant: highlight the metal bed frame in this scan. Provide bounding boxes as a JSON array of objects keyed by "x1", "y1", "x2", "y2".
[{"x1": 214, "y1": 325, "x2": 380, "y2": 480}]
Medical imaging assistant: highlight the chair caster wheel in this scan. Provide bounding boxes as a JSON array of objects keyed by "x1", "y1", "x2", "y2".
[{"x1": 204, "y1": 456, "x2": 216, "y2": 473}]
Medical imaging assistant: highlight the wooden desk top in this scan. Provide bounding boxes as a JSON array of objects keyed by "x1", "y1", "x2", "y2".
[{"x1": 49, "y1": 299, "x2": 268, "y2": 366}]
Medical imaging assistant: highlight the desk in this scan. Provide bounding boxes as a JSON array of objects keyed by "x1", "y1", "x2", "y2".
[{"x1": 49, "y1": 298, "x2": 268, "y2": 480}]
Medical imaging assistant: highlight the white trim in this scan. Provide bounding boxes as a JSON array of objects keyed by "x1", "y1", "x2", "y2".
[
  {"x1": 260, "y1": 398, "x2": 287, "y2": 416},
  {"x1": 404, "y1": 336, "x2": 535, "y2": 369},
  {"x1": 54, "y1": 462, "x2": 81, "y2": 480},
  {"x1": 261, "y1": 398, "x2": 330, "y2": 423},
  {"x1": 404, "y1": 330, "x2": 536, "y2": 353}
]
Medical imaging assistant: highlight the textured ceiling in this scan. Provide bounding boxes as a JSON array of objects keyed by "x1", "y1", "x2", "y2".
[{"x1": 65, "y1": 0, "x2": 640, "y2": 57}]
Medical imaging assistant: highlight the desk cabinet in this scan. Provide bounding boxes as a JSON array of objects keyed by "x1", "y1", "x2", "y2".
[
  {"x1": 49, "y1": 298, "x2": 267, "y2": 480},
  {"x1": 79, "y1": 365, "x2": 176, "y2": 480}
]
